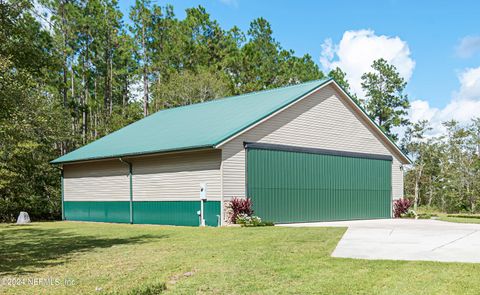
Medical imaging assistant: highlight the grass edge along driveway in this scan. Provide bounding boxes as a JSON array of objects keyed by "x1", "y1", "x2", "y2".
[{"x1": 1, "y1": 221, "x2": 480, "y2": 295}]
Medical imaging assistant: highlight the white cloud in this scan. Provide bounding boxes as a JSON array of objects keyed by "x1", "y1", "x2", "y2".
[
  {"x1": 456, "y1": 67, "x2": 480, "y2": 100},
  {"x1": 320, "y1": 29, "x2": 415, "y2": 96},
  {"x1": 319, "y1": 38, "x2": 336, "y2": 68},
  {"x1": 408, "y1": 66, "x2": 480, "y2": 136},
  {"x1": 456, "y1": 36, "x2": 480, "y2": 58},
  {"x1": 409, "y1": 100, "x2": 437, "y2": 123},
  {"x1": 321, "y1": 30, "x2": 479, "y2": 138}
]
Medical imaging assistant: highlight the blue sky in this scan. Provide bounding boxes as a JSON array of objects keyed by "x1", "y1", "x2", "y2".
[{"x1": 119, "y1": 0, "x2": 480, "y2": 134}]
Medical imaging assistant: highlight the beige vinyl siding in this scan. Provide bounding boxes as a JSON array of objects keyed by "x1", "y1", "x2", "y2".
[
  {"x1": 132, "y1": 149, "x2": 222, "y2": 201},
  {"x1": 63, "y1": 160, "x2": 130, "y2": 201},
  {"x1": 221, "y1": 84, "x2": 405, "y2": 200},
  {"x1": 392, "y1": 159, "x2": 404, "y2": 199}
]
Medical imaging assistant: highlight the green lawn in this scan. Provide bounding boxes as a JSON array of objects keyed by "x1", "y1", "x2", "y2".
[
  {"x1": 416, "y1": 207, "x2": 480, "y2": 224},
  {"x1": 438, "y1": 216, "x2": 480, "y2": 224},
  {"x1": 2, "y1": 222, "x2": 480, "y2": 294}
]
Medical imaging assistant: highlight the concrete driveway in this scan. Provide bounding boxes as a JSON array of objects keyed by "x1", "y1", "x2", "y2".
[{"x1": 280, "y1": 219, "x2": 480, "y2": 263}]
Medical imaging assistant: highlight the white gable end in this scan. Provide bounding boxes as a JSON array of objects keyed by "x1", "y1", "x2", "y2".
[{"x1": 221, "y1": 83, "x2": 405, "y2": 199}]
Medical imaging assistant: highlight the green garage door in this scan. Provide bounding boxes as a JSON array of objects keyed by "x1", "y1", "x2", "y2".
[{"x1": 246, "y1": 143, "x2": 392, "y2": 223}]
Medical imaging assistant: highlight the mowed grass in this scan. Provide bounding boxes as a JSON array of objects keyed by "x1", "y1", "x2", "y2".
[
  {"x1": 415, "y1": 207, "x2": 480, "y2": 225},
  {"x1": 2, "y1": 222, "x2": 480, "y2": 294},
  {"x1": 438, "y1": 215, "x2": 480, "y2": 224},
  {"x1": 416, "y1": 207, "x2": 480, "y2": 224}
]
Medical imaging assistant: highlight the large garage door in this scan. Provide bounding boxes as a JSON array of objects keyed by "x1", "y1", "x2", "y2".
[{"x1": 246, "y1": 143, "x2": 392, "y2": 223}]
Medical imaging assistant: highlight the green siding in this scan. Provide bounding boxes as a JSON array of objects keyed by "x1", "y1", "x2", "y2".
[
  {"x1": 64, "y1": 201, "x2": 130, "y2": 223},
  {"x1": 247, "y1": 148, "x2": 392, "y2": 223},
  {"x1": 133, "y1": 201, "x2": 220, "y2": 226},
  {"x1": 64, "y1": 201, "x2": 220, "y2": 226}
]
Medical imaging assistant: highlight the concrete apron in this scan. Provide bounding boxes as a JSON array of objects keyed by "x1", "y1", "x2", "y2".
[{"x1": 279, "y1": 219, "x2": 480, "y2": 263}]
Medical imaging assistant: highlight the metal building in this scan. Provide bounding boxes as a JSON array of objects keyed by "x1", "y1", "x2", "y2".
[{"x1": 52, "y1": 78, "x2": 411, "y2": 226}]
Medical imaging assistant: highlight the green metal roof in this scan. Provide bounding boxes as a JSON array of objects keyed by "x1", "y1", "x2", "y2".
[{"x1": 52, "y1": 78, "x2": 333, "y2": 164}]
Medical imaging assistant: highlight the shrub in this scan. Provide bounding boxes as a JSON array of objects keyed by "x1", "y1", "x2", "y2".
[
  {"x1": 236, "y1": 213, "x2": 261, "y2": 226},
  {"x1": 228, "y1": 197, "x2": 253, "y2": 223},
  {"x1": 393, "y1": 198, "x2": 413, "y2": 218},
  {"x1": 235, "y1": 214, "x2": 274, "y2": 227}
]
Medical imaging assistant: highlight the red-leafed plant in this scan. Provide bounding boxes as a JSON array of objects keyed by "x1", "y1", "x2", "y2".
[
  {"x1": 393, "y1": 198, "x2": 413, "y2": 218},
  {"x1": 229, "y1": 197, "x2": 254, "y2": 223}
]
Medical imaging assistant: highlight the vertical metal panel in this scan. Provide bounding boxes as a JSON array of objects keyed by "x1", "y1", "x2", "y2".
[
  {"x1": 64, "y1": 200, "x2": 221, "y2": 226},
  {"x1": 247, "y1": 148, "x2": 391, "y2": 223},
  {"x1": 133, "y1": 201, "x2": 220, "y2": 226},
  {"x1": 64, "y1": 201, "x2": 130, "y2": 223}
]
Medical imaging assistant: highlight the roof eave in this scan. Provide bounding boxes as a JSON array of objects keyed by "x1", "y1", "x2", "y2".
[{"x1": 50, "y1": 144, "x2": 216, "y2": 165}]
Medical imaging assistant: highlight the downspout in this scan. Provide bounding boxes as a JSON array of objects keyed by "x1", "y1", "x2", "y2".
[
  {"x1": 220, "y1": 156, "x2": 224, "y2": 226},
  {"x1": 119, "y1": 158, "x2": 133, "y2": 224}
]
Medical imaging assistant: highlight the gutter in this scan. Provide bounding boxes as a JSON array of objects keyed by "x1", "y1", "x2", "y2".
[
  {"x1": 51, "y1": 145, "x2": 215, "y2": 165},
  {"x1": 119, "y1": 158, "x2": 133, "y2": 224}
]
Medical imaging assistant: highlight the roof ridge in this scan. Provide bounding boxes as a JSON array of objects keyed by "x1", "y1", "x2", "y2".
[
  {"x1": 211, "y1": 79, "x2": 332, "y2": 146},
  {"x1": 147, "y1": 78, "x2": 330, "y2": 117}
]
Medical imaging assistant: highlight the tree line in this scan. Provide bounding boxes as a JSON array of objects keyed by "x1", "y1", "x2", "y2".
[
  {"x1": 403, "y1": 120, "x2": 480, "y2": 213},
  {"x1": 1, "y1": 0, "x2": 324, "y2": 221},
  {"x1": 0, "y1": 0, "x2": 478, "y2": 221}
]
